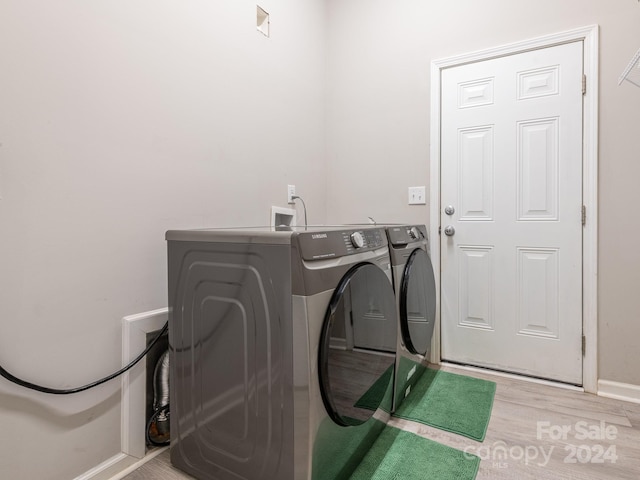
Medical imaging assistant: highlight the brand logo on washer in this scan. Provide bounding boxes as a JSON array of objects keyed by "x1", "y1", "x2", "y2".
[{"x1": 311, "y1": 233, "x2": 328, "y2": 239}]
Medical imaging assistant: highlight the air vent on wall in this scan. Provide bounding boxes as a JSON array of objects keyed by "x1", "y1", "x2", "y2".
[{"x1": 257, "y1": 5, "x2": 269, "y2": 37}]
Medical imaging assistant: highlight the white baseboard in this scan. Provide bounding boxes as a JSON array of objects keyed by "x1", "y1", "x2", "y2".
[
  {"x1": 106, "y1": 448, "x2": 168, "y2": 480},
  {"x1": 121, "y1": 308, "x2": 169, "y2": 459},
  {"x1": 598, "y1": 379, "x2": 640, "y2": 404},
  {"x1": 73, "y1": 453, "x2": 130, "y2": 480},
  {"x1": 72, "y1": 448, "x2": 168, "y2": 480}
]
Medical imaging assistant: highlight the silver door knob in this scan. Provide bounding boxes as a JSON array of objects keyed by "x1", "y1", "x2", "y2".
[
  {"x1": 444, "y1": 225, "x2": 455, "y2": 236},
  {"x1": 444, "y1": 205, "x2": 455, "y2": 216}
]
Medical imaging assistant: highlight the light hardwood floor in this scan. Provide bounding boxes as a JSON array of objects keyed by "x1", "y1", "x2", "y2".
[{"x1": 123, "y1": 365, "x2": 640, "y2": 479}]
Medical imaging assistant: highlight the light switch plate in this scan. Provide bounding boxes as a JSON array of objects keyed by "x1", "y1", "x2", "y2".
[{"x1": 408, "y1": 186, "x2": 426, "y2": 205}]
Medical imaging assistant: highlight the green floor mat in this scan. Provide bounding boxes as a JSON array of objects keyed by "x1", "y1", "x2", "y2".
[
  {"x1": 354, "y1": 365, "x2": 393, "y2": 411},
  {"x1": 355, "y1": 368, "x2": 496, "y2": 442},
  {"x1": 394, "y1": 369, "x2": 496, "y2": 442},
  {"x1": 349, "y1": 426, "x2": 480, "y2": 480}
]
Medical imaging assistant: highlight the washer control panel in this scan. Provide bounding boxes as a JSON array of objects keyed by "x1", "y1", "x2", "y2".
[{"x1": 297, "y1": 227, "x2": 387, "y2": 260}]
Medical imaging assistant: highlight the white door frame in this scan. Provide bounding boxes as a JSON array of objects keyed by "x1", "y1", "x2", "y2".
[{"x1": 429, "y1": 25, "x2": 599, "y2": 393}]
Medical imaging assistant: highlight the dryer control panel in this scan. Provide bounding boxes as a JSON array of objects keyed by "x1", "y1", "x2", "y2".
[
  {"x1": 386, "y1": 225, "x2": 427, "y2": 248},
  {"x1": 296, "y1": 228, "x2": 387, "y2": 260}
]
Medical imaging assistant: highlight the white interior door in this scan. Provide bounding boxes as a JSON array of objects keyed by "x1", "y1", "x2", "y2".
[{"x1": 440, "y1": 41, "x2": 584, "y2": 384}]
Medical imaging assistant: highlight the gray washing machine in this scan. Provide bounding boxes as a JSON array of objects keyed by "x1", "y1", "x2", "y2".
[
  {"x1": 385, "y1": 225, "x2": 436, "y2": 411},
  {"x1": 166, "y1": 226, "x2": 398, "y2": 480}
]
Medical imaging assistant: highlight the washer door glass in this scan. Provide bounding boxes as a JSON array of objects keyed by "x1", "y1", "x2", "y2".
[
  {"x1": 400, "y1": 249, "x2": 436, "y2": 356},
  {"x1": 318, "y1": 263, "x2": 397, "y2": 426}
]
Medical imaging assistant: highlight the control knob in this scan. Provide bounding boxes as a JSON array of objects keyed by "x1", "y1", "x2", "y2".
[
  {"x1": 350, "y1": 231, "x2": 365, "y2": 248},
  {"x1": 409, "y1": 227, "x2": 422, "y2": 240}
]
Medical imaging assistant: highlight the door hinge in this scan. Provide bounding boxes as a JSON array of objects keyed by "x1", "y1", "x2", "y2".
[
  {"x1": 581, "y1": 205, "x2": 586, "y2": 226},
  {"x1": 582, "y1": 74, "x2": 587, "y2": 95},
  {"x1": 582, "y1": 335, "x2": 586, "y2": 356}
]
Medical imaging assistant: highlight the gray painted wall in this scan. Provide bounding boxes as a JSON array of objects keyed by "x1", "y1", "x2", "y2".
[
  {"x1": 1, "y1": 0, "x2": 640, "y2": 478},
  {"x1": 0, "y1": 0, "x2": 326, "y2": 478},
  {"x1": 325, "y1": 0, "x2": 640, "y2": 386}
]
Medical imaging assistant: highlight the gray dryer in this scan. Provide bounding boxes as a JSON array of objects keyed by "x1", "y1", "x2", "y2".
[{"x1": 385, "y1": 225, "x2": 437, "y2": 411}]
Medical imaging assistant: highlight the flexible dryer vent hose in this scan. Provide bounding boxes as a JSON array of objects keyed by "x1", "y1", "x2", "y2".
[
  {"x1": 146, "y1": 349, "x2": 170, "y2": 446},
  {"x1": 153, "y1": 350, "x2": 170, "y2": 436}
]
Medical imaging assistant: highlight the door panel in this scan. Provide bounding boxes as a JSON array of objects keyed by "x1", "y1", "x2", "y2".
[
  {"x1": 459, "y1": 126, "x2": 494, "y2": 221},
  {"x1": 517, "y1": 247, "x2": 559, "y2": 338},
  {"x1": 517, "y1": 118, "x2": 559, "y2": 220},
  {"x1": 440, "y1": 41, "x2": 583, "y2": 384},
  {"x1": 458, "y1": 246, "x2": 494, "y2": 330}
]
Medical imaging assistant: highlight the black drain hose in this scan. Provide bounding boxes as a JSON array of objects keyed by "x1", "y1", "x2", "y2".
[{"x1": 0, "y1": 322, "x2": 168, "y2": 395}]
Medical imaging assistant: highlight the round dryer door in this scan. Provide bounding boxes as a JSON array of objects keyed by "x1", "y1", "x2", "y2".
[
  {"x1": 400, "y1": 249, "x2": 436, "y2": 356},
  {"x1": 318, "y1": 263, "x2": 398, "y2": 426}
]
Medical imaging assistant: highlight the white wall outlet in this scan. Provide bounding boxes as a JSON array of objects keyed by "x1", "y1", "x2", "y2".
[
  {"x1": 408, "y1": 186, "x2": 426, "y2": 205},
  {"x1": 287, "y1": 185, "x2": 296, "y2": 204}
]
